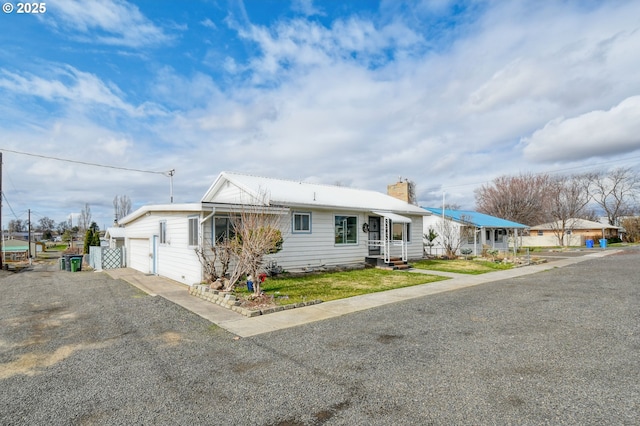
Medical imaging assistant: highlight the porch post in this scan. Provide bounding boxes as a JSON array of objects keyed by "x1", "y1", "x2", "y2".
[
  {"x1": 402, "y1": 222, "x2": 408, "y2": 262},
  {"x1": 383, "y1": 217, "x2": 391, "y2": 263},
  {"x1": 474, "y1": 227, "x2": 478, "y2": 256}
]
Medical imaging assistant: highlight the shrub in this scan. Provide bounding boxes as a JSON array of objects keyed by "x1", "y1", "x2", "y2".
[{"x1": 460, "y1": 248, "x2": 472, "y2": 259}]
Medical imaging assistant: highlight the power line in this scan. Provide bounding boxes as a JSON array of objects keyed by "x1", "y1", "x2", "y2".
[
  {"x1": 2, "y1": 192, "x2": 19, "y2": 221},
  {"x1": 0, "y1": 147, "x2": 171, "y2": 175}
]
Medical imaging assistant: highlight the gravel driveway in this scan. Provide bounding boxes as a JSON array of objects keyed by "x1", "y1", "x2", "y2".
[{"x1": 1, "y1": 248, "x2": 639, "y2": 425}]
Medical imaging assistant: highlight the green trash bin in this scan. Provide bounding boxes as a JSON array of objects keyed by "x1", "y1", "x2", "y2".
[
  {"x1": 60, "y1": 257, "x2": 66, "y2": 270},
  {"x1": 70, "y1": 257, "x2": 81, "y2": 272}
]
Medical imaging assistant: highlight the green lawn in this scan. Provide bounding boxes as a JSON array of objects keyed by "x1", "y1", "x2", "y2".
[
  {"x1": 236, "y1": 268, "x2": 448, "y2": 305},
  {"x1": 411, "y1": 259, "x2": 513, "y2": 275}
]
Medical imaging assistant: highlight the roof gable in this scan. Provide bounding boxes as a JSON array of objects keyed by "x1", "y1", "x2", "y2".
[
  {"x1": 202, "y1": 171, "x2": 429, "y2": 215},
  {"x1": 423, "y1": 208, "x2": 528, "y2": 228}
]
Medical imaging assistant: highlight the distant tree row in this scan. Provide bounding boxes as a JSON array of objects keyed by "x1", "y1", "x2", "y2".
[
  {"x1": 5, "y1": 194, "x2": 132, "y2": 240},
  {"x1": 474, "y1": 167, "x2": 640, "y2": 243}
]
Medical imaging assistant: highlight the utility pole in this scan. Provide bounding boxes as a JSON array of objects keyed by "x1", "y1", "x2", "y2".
[
  {"x1": 0, "y1": 152, "x2": 3, "y2": 270},
  {"x1": 28, "y1": 208, "x2": 31, "y2": 260},
  {"x1": 168, "y1": 169, "x2": 175, "y2": 203}
]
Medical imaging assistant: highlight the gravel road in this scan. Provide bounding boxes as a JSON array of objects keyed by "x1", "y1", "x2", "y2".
[{"x1": 1, "y1": 248, "x2": 638, "y2": 425}]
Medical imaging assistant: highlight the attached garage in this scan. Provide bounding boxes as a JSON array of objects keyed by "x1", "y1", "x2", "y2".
[{"x1": 128, "y1": 238, "x2": 151, "y2": 274}]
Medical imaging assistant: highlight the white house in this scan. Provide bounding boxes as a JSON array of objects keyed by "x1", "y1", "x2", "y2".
[
  {"x1": 105, "y1": 227, "x2": 126, "y2": 249},
  {"x1": 422, "y1": 208, "x2": 529, "y2": 256},
  {"x1": 118, "y1": 172, "x2": 431, "y2": 286}
]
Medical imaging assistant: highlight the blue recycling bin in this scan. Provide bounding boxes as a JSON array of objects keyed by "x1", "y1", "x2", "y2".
[
  {"x1": 586, "y1": 239, "x2": 594, "y2": 248},
  {"x1": 599, "y1": 238, "x2": 607, "y2": 248}
]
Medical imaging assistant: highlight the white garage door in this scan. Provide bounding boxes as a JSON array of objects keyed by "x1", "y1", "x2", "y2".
[{"x1": 128, "y1": 238, "x2": 150, "y2": 274}]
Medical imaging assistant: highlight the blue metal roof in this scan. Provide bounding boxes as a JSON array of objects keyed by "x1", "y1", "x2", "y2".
[{"x1": 422, "y1": 208, "x2": 528, "y2": 229}]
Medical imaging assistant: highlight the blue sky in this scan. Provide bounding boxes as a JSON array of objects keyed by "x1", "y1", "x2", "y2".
[{"x1": 1, "y1": 0, "x2": 639, "y2": 229}]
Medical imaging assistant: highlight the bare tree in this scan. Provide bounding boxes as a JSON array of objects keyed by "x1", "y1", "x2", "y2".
[
  {"x1": 196, "y1": 194, "x2": 285, "y2": 296},
  {"x1": 37, "y1": 216, "x2": 56, "y2": 240},
  {"x1": 195, "y1": 237, "x2": 236, "y2": 287},
  {"x1": 225, "y1": 203, "x2": 285, "y2": 296},
  {"x1": 437, "y1": 214, "x2": 473, "y2": 259},
  {"x1": 407, "y1": 180, "x2": 417, "y2": 205},
  {"x1": 475, "y1": 173, "x2": 552, "y2": 226},
  {"x1": 547, "y1": 174, "x2": 591, "y2": 246},
  {"x1": 587, "y1": 167, "x2": 640, "y2": 226},
  {"x1": 621, "y1": 217, "x2": 640, "y2": 243},
  {"x1": 113, "y1": 195, "x2": 132, "y2": 223},
  {"x1": 78, "y1": 203, "x2": 92, "y2": 232},
  {"x1": 8, "y1": 219, "x2": 25, "y2": 233}
]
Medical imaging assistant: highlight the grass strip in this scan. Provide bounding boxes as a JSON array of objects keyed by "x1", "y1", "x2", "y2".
[
  {"x1": 411, "y1": 259, "x2": 513, "y2": 275},
  {"x1": 236, "y1": 268, "x2": 448, "y2": 305}
]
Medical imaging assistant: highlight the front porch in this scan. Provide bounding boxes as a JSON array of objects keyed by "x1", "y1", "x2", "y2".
[{"x1": 366, "y1": 212, "x2": 411, "y2": 265}]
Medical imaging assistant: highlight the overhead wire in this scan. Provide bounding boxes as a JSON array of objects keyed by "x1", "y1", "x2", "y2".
[
  {"x1": 0, "y1": 147, "x2": 172, "y2": 175},
  {"x1": 2, "y1": 192, "x2": 19, "y2": 221}
]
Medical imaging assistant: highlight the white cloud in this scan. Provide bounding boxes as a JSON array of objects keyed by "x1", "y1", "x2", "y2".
[
  {"x1": 0, "y1": 66, "x2": 135, "y2": 113},
  {"x1": 48, "y1": 0, "x2": 170, "y2": 47},
  {"x1": 236, "y1": 16, "x2": 423, "y2": 81},
  {"x1": 522, "y1": 96, "x2": 640, "y2": 163},
  {"x1": 291, "y1": 0, "x2": 324, "y2": 17}
]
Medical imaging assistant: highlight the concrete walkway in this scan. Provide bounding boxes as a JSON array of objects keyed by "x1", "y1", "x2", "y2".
[{"x1": 104, "y1": 250, "x2": 616, "y2": 337}]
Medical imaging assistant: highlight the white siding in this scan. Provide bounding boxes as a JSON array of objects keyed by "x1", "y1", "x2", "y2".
[
  {"x1": 520, "y1": 234, "x2": 583, "y2": 247},
  {"x1": 265, "y1": 210, "x2": 424, "y2": 271},
  {"x1": 124, "y1": 211, "x2": 203, "y2": 285}
]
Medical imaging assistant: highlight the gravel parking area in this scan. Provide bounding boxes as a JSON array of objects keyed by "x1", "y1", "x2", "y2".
[{"x1": 1, "y1": 248, "x2": 639, "y2": 425}]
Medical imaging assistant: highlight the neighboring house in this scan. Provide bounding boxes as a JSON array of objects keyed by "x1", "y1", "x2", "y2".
[
  {"x1": 1, "y1": 239, "x2": 29, "y2": 262},
  {"x1": 117, "y1": 171, "x2": 431, "y2": 286},
  {"x1": 523, "y1": 218, "x2": 622, "y2": 247},
  {"x1": 422, "y1": 208, "x2": 529, "y2": 256},
  {"x1": 105, "y1": 227, "x2": 126, "y2": 249}
]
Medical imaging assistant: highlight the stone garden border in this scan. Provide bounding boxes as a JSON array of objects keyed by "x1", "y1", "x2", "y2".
[{"x1": 189, "y1": 284, "x2": 322, "y2": 318}]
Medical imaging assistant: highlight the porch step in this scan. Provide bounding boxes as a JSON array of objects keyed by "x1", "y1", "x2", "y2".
[
  {"x1": 388, "y1": 258, "x2": 411, "y2": 270},
  {"x1": 366, "y1": 256, "x2": 412, "y2": 270}
]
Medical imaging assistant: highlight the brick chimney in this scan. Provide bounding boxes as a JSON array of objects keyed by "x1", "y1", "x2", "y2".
[{"x1": 387, "y1": 179, "x2": 410, "y2": 203}]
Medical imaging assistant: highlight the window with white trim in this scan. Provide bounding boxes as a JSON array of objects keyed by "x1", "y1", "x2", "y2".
[
  {"x1": 188, "y1": 217, "x2": 199, "y2": 247},
  {"x1": 214, "y1": 216, "x2": 235, "y2": 243},
  {"x1": 335, "y1": 215, "x2": 357, "y2": 244},
  {"x1": 392, "y1": 222, "x2": 411, "y2": 242},
  {"x1": 159, "y1": 221, "x2": 167, "y2": 244},
  {"x1": 292, "y1": 212, "x2": 311, "y2": 233}
]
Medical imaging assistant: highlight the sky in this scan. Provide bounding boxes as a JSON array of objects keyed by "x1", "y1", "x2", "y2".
[{"x1": 1, "y1": 0, "x2": 640, "y2": 230}]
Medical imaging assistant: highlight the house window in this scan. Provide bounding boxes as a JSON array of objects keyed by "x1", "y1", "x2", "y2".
[
  {"x1": 292, "y1": 212, "x2": 311, "y2": 233},
  {"x1": 496, "y1": 229, "x2": 505, "y2": 243},
  {"x1": 335, "y1": 215, "x2": 357, "y2": 244},
  {"x1": 188, "y1": 217, "x2": 199, "y2": 247},
  {"x1": 537, "y1": 230, "x2": 543, "y2": 236},
  {"x1": 159, "y1": 221, "x2": 167, "y2": 244},
  {"x1": 463, "y1": 226, "x2": 475, "y2": 244},
  {"x1": 214, "y1": 216, "x2": 236, "y2": 243},
  {"x1": 392, "y1": 222, "x2": 411, "y2": 242}
]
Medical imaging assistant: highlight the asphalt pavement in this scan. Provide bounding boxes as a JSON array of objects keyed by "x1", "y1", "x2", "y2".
[
  {"x1": 105, "y1": 249, "x2": 617, "y2": 337},
  {"x1": 0, "y1": 247, "x2": 638, "y2": 425}
]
